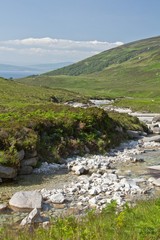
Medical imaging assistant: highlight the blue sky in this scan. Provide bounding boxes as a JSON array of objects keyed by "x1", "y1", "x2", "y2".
[{"x1": 0, "y1": 0, "x2": 159, "y2": 65}]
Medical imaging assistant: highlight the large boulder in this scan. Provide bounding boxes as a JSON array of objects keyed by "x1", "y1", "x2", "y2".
[
  {"x1": 9, "y1": 191, "x2": 42, "y2": 209},
  {"x1": 0, "y1": 165, "x2": 17, "y2": 179}
]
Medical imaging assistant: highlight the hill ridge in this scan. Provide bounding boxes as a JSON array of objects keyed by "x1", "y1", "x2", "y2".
[{"x1": 44, "y1": 35, "x2": 160, "y2": 76}]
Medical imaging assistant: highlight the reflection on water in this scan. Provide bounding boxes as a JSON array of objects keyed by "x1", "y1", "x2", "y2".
[
  {"x1": 118, "y1": 149, "x2": 160, "y2": 179},
  {"x1": 0, "y1": 169, "x2": 78, "y2": 202}
]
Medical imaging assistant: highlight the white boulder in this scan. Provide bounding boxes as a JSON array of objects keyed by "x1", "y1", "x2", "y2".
[{"x1": 9, "y1": 191, "x2": 42, "y2": 209}]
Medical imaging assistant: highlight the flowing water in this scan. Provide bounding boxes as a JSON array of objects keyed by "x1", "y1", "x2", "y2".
[{"x1": 118, "y1": 149, "x2": 160, "y2": 179}]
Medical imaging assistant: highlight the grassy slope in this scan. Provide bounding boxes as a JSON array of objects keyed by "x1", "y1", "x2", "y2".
[
  {"x1": 0, "y1": 77, "x2": 88, "y2": 106},
  {"x1": 18, "y1": 36, "x2": 160, "y2": 112}
]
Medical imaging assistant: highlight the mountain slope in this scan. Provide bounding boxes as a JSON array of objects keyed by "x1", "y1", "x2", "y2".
[
  {"x1": 17, "y1": 36, "x2": 160, "y2": 108},
  {"x1": 45, "y1": 36, "x2": 160, "y2": 76}
]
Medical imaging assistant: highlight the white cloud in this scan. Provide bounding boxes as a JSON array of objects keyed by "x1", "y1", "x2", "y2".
[
  {"x1": 0, "y1": 37, "x2": 123, "y2": 65},
  {"x1": 0, "y1": 46, "x2": 15, "y2": 51}
]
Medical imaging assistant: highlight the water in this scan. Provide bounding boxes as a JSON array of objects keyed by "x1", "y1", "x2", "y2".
[
  {"x1": 0, "y1": 71, "x2": 39, "y2": 79},
  {"x1": 118, "y1": 149, "x2": 160, "y2": 179},
  {"x1": 0, "y1": 169, "x2": 78, "y2": 202}
]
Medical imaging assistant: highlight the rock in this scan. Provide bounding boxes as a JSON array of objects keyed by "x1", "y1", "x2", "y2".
[
  {"x1": 147, "y1": 165, "x2": 160, "y2": 174},
  {"x1": 21, "y1": 157, "x2": 38, "y2": 167},
  {"x1": 131, "y1": 158, "x2": 144, "y2": 163},
  {"x1": 126, "y1": 179, "x2": 140, "y2": 190},
  {"x1": 112, "y1": 193, "x2": 123, "y2": 205},
  {"x1": 0, "y1": 203, "x2": 7, "y2": 212},
  {"x1": 89, "y1": 197, "x2": 97, "y2": 207},
  {"x1": 49, "y1": 193, "x2": 65, "y2": 204},
  {"x1": 53, "y1": 204, "x2": 66, "y2": 209},
  {"x1": 20, "y1": 208, "x2": 46, "y2": 226},
  {"x1": 147, "y1": 177, "x2": 156, "y2": 182},
  {"x1": 88, "y1": 188, "x2": 98, "y2": 196},
  {"x1": 19, "y1": 166, "x2": 33, "y2": 175},
  {"x1": 40, "y1": 188, "x2": 51, "y2": 200},
  {"x1": 72, "y1": 165, "x2": 88, "y2": 175},
  {"x1": 152, "y1": 127, "x2": 160, "y2": 134},
  {"x1": 0, "y1": 165, "x2": 17, "y2": 179},
  {"x1": 42, "y1": 221, "x2": 50, "y2": 229},
  {"x1": 143, "y1": 187, "x2": 154, "y2": 194},
  {"x1": 17, "y1": 150, "x2": 25, "y2": 161},
  {"x1": 42, "y1": 203, "x2": 52, "y2": 211},
  {"x1": 9, "y1": 191, "x2": 42, "y2": 209},
  {"x1": 152, "y1": 115, "x2": 160, "y2": 123},
  {"x1": 25, "y1": 150, "x2": 38, "y2": 158},
  {"x1": 152, "y1": 178, "x2": 160, "y2": 187},
  {"x1": 143, "y1": 135, "x2": 160, "y2": 143},
  {"x1": 127, "y1": 130, "x2": 141, "y2": 139}
]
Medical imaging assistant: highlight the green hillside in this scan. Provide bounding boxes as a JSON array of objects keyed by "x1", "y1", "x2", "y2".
[
  {"x1": 46, "y1": 36, "x2": 160, "y2": 76},
  {"x1": 0, "y1": 77, "x2": 88, "y2": 105},
  {"x1": 17, "y1": 36, "x2": 160, "y2": 112}
]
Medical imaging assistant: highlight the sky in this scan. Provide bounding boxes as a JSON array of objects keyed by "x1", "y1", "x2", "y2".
[{"x1": 0, "y1": 0, "x2": 159, "y2": 65}]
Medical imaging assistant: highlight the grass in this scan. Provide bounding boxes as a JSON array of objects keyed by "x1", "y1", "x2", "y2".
[
  {"x1": 1, "y1": 199, "x2": 160, "y2": 239},
  {"x1": 114, "y1": 97, "x2": 160, "y2": 113}
]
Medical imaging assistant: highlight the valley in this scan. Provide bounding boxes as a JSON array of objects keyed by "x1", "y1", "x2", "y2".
[{"x1": 0, "y1": 35, "x2": 160, "y2": 239}]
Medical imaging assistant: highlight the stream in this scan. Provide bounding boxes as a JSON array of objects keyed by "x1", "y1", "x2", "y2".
[{"x1": 0, "y1": 100, "x2": 160, "y2": 226}]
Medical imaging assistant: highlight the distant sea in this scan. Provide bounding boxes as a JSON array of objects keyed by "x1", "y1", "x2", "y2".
[{"x1": 0, "y1": 70, "x2": 39, "y2": 79}]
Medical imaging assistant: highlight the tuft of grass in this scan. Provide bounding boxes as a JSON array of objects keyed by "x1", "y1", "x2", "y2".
[{"x1": 1, "y1": 199, "x2": 160, "y2": 239}]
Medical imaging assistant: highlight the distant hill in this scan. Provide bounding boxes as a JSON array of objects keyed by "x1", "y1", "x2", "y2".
[{"x1": 0, "y1": 62, "x2": 72, "y2": 79}]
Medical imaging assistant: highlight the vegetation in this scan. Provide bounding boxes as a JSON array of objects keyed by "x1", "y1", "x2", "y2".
[
  {"x1": 0, "y1": 77, "x2": 147, "y2": 168},
  {"x1": 17, "y1": 36, "x2": 160, "y2": 112},
  {"x1": 1, "y1": 199, "x2": 160, "y2": 239}
]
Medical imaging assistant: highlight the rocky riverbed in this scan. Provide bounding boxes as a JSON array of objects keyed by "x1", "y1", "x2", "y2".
[
  {"x1": 1, "y1": 134, "x2": 160, "y2": 226},
  {"x1": 1, "y1": 101, "x2": 160, "y2": 227}
]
